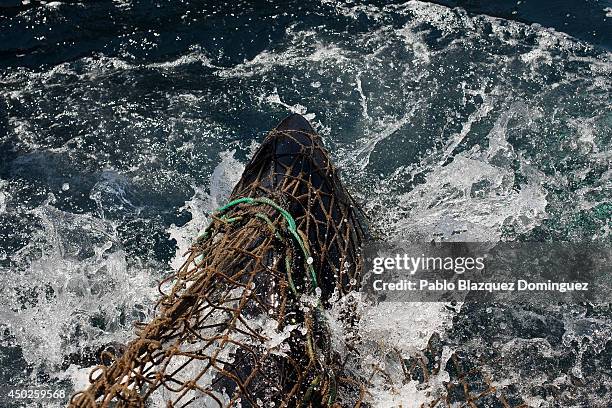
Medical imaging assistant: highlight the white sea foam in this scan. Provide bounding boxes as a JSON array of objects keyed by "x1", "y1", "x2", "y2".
[
  {"x1": 0, "y1": 180, "x2": 7, "y2": 213},
  {"x1": 167, "y1": 150, "x2": 244, "y2": 270},
  {"x1": 1, "y1": 0, "x2": 609, "y2": 405},
  {"x1": 0, "y1": 203, "x2": 160, "y2": 372},
  {"x1": 263, "y1": 88, "x2": 317, "y2": 121}
]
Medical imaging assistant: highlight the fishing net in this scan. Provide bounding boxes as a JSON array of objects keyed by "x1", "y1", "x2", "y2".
[
  {"x1": 389, "y1": 333, "x2": 530, "y2": 408},
  {"x1": 339, "y1": 321, "x2": 533, "y2": 408},
  {"x1": 69, "y1": 114, "x2": 366, "y2": 408}
]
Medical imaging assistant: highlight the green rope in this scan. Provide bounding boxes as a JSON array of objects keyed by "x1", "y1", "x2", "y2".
[
  {"x1": 198, "y1": 197, "x2": 336, "y2": 405},
  {"x1": 199, "y1": 196, "x2": 318, "y2": 290},
  {"x1": 284, "y1": 254, "x2": 299, "y2": 297},
  {"x1": 302, "y1": 375, "x2": 321, "y2": 406},
  {"x1": 327, "y1": 373, "x2": 337, "y2": 407}
]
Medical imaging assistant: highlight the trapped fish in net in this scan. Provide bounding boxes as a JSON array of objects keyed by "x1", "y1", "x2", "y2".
[{"x1": 69, "y1": 114, "x2": 367, "y2": 408}]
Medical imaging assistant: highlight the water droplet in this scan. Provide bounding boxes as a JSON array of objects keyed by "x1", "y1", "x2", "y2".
[{"x1": 306, "y1": 257, "x2": 313, "y2": 265}]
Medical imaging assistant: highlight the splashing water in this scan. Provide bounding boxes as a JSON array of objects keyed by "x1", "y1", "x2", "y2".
[{"x1": 0, "y1": 0, "x2": 610, "y2": 406}]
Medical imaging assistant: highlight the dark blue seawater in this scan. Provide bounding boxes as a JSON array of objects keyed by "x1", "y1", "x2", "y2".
[
  {"x1": 431, "y1": 0, "x2": 612, "y2": 50},
  {"x1": 0, "y1": 1, "x2": 610, "y2": 406}
]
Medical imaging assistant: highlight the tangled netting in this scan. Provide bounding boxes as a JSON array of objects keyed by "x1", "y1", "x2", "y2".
[
  {"x1": 384, "y1": 333, "x2": 531, "y2": 408},
  {"x1": 69, "y1": 114, "x2": 366, "y2": 407}
]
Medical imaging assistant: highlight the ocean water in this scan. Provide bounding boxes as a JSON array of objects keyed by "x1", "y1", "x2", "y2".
[{"x1": 0, "y1": 1, "x2": 610, "y2": 407}]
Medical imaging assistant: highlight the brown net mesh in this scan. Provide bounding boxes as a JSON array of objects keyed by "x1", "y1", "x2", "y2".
[
  {"x1": 399, "y1": 334, "x2": 530, "y2": 408},
  {"x1": 355, "y1": 329, "x2": 533, "y2": 408},
  {"x1": 69, "y1": 114, "x2": 366, "y2": 408}
]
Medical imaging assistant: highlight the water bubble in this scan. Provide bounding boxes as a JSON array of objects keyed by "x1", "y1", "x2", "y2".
[
  {"x1": 306, "y1": 257, "x2": 313, "y2": 265},
  {"x1": 61, "y1": 183, "x2": 70, "y2": 191}
]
